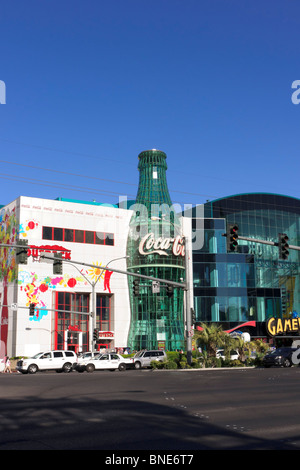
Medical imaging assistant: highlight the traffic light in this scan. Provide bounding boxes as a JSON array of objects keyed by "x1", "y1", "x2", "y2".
[
  {"x1": 227, "y1": 223, "x2": 239, "y2": 252},
  {"x1": 278, "y1": 233, "x2": 289, "y2": 260},
  {"x1": 191, "y1": 308, "x2": 196, "y2": 325},
  {"x1": 166, "y1": 285, "x2": 174, "y2": 297},
  {"x1": 93, "y1": 329, "x2": 98, "y2": 341},
  {"x1": 53, "y1": 253, "x2": 63, "y2": 274},
  {"x1": 16, "y1": 239, "x2": 28, "y2": 264},
  {"x1": 29, "y1": 303, "x2": 35, "y2": 316},
  {"x1": 133, "y1": 279, "x2": 140, "y2": 296}
]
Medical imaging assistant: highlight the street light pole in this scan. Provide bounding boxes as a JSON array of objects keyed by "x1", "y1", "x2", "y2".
[
  {"x1": 90, "y1": 255, "x2": 129, "y2": 351},
  {"x1": 185, "y1": 235, "x2": 192, "y2": 366},
  {"x1": 65, "y1": 256, "x2": 129, "y2": 351}
]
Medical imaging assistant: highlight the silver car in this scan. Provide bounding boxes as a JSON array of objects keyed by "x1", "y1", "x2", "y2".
[{"x1": 133, "y1": 350, "x2": 167, "y2": 369}]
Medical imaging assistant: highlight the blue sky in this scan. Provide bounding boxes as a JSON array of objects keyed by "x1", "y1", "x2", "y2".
[{"x1": 0, "y1": 0, "x2": 299, "y2": 210}]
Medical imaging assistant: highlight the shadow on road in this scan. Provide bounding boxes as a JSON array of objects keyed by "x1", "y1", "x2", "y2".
[{"x1": 0, "y1": 393, "x2": 298, "y2": 450}]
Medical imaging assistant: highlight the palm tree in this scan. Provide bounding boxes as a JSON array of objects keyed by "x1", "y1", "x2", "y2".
[
  {"x1": 248, "y1": 338, "x2": 270, "y2": 362},
  {"x1": 193, "y1": 323, "x2": 227, "y2": 357},
  {"x1": 233, "y1": 336, "x2": 248, "y2": 362},
  {"x1": 223, "y1": 332, "x2": 238, "y2": 359}
]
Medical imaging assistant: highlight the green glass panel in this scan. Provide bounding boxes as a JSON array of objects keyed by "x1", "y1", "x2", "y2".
[{"x1": 127, "y1": 150, "x2": 185, "y2": 351}]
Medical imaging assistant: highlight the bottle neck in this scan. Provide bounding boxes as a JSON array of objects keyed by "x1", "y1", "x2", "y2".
[{"x1": 136, "y1": 150, "x2": 172, "y2": 212}]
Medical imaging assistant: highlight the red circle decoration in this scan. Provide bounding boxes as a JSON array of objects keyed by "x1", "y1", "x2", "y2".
[{"x1": 68, "y1": 278, "x2": 77, "y2": 288}]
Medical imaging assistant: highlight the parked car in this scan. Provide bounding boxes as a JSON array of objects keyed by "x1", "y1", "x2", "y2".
[
  {"x1": 262, "y1": 347, "x2": 297, "y2": 368},
  {"x1": 216, "y1": 349, "x2": 239, "y2": 361},
  {"x1": 75, "y1": 353, "x2": 134, "y2": 372},
  {"x1": 76, "y1": 351, "x2": 101, "y2": 364},
  {"x1": 133, "y1": 350, "x2": 167, "y2": 369},
  {"x1": 16, "y1": 350, "x2": 77, "y2": 374}
]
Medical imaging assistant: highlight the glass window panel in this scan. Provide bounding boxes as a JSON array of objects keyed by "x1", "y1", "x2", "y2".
[
  {"x1": 101, "y1": 321, "x2": 110, "y2": 330},
  {"x1": 85, "y1": 231, "x2": 95, "y2": 244},
  {"x1": 75, "y1": 230, "x2": 84, "y2": 243},
  {"x1": 43, "y1": 226, "x2": 52, "y2": 240},
  {"x1": 54, "y1": 227, "x2": 63, "y2": 241},
  {"x1": 101, "y1": 308, "x2": 110, "y2": 320},
  {"x1": 64, "y1": 293, "x2": 71, "y2": 310},
  {"x1": 64, "y1": 228, "x2": 74, "y2": 242},
  {"x1": 53, "y1": 352, "x2": 63, "y2": 358},
  {"x1": 57, "y1": 292, "x2": 65, "y2": 304},
  {"x1": 105, "y1": 233, "x2": 114, "y2": 245},
  {"x1": 96, "y1": 232, "x2": 105, "y2": 245},
  {"x1": 96, "y1": 294, "x2": 111, "y2": 330}
]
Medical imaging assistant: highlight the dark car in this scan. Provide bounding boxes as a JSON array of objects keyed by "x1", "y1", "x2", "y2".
[{"x1": 262, "y1": 347, "x2": 298, "y2": 368}]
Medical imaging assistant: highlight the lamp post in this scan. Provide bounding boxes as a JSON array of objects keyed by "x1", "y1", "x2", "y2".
[
  {"x1": 185, "y1": 235, "x2": 192, "y2": 366},
  {"x1": 90, "y1": 256, "x2": 129, "y2": 351}
]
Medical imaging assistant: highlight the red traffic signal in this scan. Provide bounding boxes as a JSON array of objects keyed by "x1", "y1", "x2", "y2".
[
  {"x1": 278, "y1": 233, "x2": 289, "y2": 260},
  {"x1": 227, "y1": 224, "x2": 239, "y2": 252}
]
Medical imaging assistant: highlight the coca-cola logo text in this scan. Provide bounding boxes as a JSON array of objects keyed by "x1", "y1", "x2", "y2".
[
  {"x1": 28, "y1": 245, "x2": 71, "y2": 260},
  {"x1": 139, "y1": 233, "x2": 185, "y2": 257},
  {"x1": 99, "y1": 331, "x2": 114, "y2": 338}
]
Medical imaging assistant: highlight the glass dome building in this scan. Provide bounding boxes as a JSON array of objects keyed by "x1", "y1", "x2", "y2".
[{"x1": 191, "y1": 193, "x2": 300, "y2": 340}]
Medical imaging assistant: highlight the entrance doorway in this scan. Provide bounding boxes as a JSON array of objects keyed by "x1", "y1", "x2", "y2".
[
  {"x1": 54, "y1": 292, "x2": 90, "y2": 352},
  {"x1": 96, "y1": 342, "x2": 110, "y2": 351},
  {"x1": 65, "y1": 329, "x2": 82, "y2": 354}
]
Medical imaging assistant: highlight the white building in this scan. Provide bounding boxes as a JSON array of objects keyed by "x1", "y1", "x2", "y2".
[{"x1": 0, "y1": 196, "x2": 133, "y2": 358}]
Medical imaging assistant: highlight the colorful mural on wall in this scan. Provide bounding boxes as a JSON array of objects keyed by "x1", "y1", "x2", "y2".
[
  {"x1": 0, "y1": 210, "x2": 115, "y2": 355},
  {"x1": 16, "y1": 217, "x2": 114, "y2": 322},
  {"x1": 0, "y1": 206, "x2": 18, "y2": 357},
  {"x1": 19, "y1": 219, "x2": 39, "y2": 238},
  {"x1": 19, "y1": 264, "x2": 113, "y2": 323}
]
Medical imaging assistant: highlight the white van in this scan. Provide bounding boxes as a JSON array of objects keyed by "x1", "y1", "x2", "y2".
[
  {"x1": 133, "y1": 350, "x2": 167, "y2": 369},
  {"x1": 216, "y1": 349, "x2": 239, "y2": 361},
  {"x1": 16, "y1": 350, "x2": 77, "y2": 374}
]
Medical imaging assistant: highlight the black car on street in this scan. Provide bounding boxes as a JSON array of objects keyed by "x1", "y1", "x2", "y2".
[{"x1": 262, "y1": 347, "x2": 299, "y2": 368}]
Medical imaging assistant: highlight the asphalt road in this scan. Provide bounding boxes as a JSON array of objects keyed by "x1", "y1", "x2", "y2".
[{"x1": 1, "y1": 367, "x2": 300, "y2": 452}]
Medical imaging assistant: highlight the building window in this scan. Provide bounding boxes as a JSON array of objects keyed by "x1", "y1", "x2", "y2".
[
  {"x1": 42, "y1": 226, "x2": 53, "y2": 240},
  {"x1": 96, "y1": 294, "x2": 112, "y2": 331},
  {"x1": 54, "y1": 292, "x2": 90, "y2": 352},
  {"x1": 64, "y1": 228, "x2": 74, "y2": 242},
  {"x1": 75, "y1": 229, "x2": 84, "y2": 243},
  {"x1": 85, "y1": 230, "x2": 95, "y2": 244},
  {"x1": 54, "y1": 227, "x2": 63, "y2": 241},
  {"x1": 43, "y1": 226, "x2": 114, "y2": 246}
]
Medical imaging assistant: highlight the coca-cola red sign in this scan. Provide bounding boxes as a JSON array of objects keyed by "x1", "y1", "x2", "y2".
[
  {"x1": 68, "y1": 325, "x2": 81, "y2": 332},
  {"x1": 98, "y1": 331, "x2": 114, "y2": 338},
  {"x1": 139, "y1": 233, "x2": 185, "y2": 257},
  {"x1": 28, "y1": 245, "x2": 71, "y2": 260}
]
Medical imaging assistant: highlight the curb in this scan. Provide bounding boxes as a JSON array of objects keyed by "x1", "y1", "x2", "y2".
[{"x1": 151, "y1": 366, "x2": 256, "y2": 371}]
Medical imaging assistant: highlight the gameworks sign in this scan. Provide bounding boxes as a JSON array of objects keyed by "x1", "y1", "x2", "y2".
[{"x1": 266, "y1": 317, "x2": 300, "y2": 336}]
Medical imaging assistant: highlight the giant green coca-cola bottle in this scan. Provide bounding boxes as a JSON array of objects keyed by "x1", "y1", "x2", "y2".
[{"x1": 127, "y1": 149, "x2": 185, "y2": 351}]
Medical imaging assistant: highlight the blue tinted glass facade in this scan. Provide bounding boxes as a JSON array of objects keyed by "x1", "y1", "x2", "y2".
[{"x1": 192, "y1": 193, "x2": 300, "y2": 338}]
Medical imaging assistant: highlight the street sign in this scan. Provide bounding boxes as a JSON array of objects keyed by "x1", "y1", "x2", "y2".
[{"x1": 152, "y1": 281, "x2": 160, "y2": 293}]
